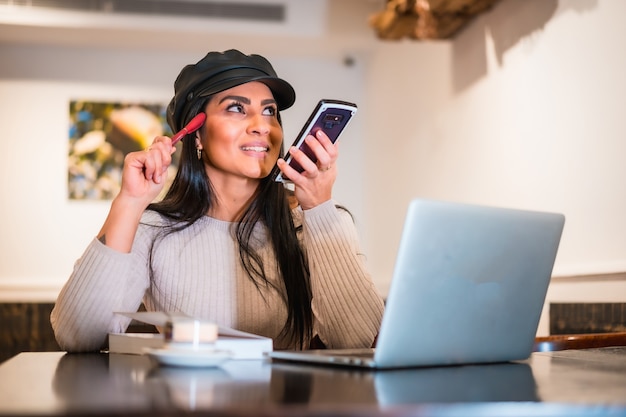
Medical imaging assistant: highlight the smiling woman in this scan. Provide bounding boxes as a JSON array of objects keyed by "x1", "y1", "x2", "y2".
[
  {"x1": 195, "y1": 82, "x2": 284, "y2": 183},
  {"x1": 50, "y1": 49, "x2": 385, "y2": 353}
]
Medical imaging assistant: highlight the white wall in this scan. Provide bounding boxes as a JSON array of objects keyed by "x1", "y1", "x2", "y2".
[
  {"x1": 362, "y1": 0, "x2": 626, "y2": 334},
  {"x1": 1, "y1": 0, "x2": 625, "y2": 335}
]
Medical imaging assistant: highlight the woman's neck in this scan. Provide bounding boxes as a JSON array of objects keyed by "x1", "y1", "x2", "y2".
[{"x1": 207, "y1": 173, "x2": 259, "y2": 222}]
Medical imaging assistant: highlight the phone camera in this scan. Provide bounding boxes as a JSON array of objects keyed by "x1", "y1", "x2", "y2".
[{"x1": 324, "y1": 114, "x2": 343, "y2": 129}]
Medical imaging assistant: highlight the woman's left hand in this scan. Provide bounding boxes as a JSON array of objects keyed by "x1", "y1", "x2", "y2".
[{"x1": 276, "y1": 129, "x2": 338, "y2": 210}]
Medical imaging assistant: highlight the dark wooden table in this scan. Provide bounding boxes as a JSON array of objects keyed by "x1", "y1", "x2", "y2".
[{"x1": 1, "y1": 347, "x2": 625, "y2": 416}]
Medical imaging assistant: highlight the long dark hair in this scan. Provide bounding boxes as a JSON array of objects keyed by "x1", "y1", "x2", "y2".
[{"x1": 147, "y1": 98, "x2": 313, "y2": 349}]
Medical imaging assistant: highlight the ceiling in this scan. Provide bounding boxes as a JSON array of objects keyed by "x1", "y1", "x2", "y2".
[
  {"x1": 0, "y1": 0, "x2": 501, "y2": 54},
  {"x1": 369, "y1": 0, "x2": 502, "y2": 40}
]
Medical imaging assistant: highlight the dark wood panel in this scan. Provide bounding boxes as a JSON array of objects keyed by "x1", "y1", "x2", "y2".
[
  {"x1": 550, "y1": 303, "x2": 626, "y2": 335},
  {"x1": 0, "y1": 303, "x2": 60, "y2": 363}
]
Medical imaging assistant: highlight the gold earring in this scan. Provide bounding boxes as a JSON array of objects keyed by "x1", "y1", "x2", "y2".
[{"x1": 197, "y1": 148, "x2": 202, "y2": 160}]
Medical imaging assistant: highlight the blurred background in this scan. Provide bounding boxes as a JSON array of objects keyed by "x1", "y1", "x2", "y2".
[{"x1": 0, "y1": 1, "x2": 624, "y2": 354}]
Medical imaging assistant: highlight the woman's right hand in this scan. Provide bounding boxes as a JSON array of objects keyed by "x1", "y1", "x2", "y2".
[
  {"x1": 96, "y1": 136, "x2": 176, "y2": 253},
  {"x1": 118, "y1": 136, "x2": 176, "y2": 207}
]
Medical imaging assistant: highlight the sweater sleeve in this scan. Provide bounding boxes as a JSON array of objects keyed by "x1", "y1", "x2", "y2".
[
  {"x1": 300, "y1": 200, "x2": 385, "y2": 349},
  {"x1": 50, "y1": 229, "x2": 152, "y2": 352}
]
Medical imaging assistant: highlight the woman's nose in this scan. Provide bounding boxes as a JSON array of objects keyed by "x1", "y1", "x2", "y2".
[{"x1": 248, "y1": 113, "x2": 271, "y2": 135}]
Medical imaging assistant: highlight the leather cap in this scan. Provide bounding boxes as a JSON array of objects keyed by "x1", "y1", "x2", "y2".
[{"x1": 167, "y1": 49, "x2": 295, "y2": 132}]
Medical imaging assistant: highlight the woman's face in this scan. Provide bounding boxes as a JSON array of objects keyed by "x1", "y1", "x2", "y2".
[{"x1": 197, "y1": 81, "x2": 283, "y2": 180}]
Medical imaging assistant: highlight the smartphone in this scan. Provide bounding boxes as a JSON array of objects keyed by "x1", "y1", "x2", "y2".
[{"x1": 273, "y1": 99, "x2": 358, "y2": 183}]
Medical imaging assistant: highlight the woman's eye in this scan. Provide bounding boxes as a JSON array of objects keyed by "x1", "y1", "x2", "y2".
[
  {"x1": 263, "y1": 106, "x2": 277, "y2": 116},
  {"x1": 227, "y1": 103, "x2": 244, "y2": 113}
]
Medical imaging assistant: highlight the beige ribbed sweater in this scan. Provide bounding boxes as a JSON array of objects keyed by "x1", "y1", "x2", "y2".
[{"x1": 51, "y1": 200, "x2": 385, "y2": 352}]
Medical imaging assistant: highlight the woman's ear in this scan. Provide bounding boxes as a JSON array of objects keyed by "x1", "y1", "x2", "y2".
[{"x1": 195, "y1": 132, "x2": 203, "y2": 150}]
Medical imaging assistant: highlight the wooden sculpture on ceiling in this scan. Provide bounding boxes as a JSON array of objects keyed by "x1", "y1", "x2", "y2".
[{"x1": 369, "y1": 0, "x2": 501, "y2": 40}]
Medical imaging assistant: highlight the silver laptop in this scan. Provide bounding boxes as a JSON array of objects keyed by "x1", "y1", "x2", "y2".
[{"x1": 269, "y1": 198, "x2": 565, "y2": 369}]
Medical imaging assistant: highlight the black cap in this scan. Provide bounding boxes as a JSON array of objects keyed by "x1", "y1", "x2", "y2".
[{"x1": 167, "y1": 49, "x2": 296, "y2": 132}]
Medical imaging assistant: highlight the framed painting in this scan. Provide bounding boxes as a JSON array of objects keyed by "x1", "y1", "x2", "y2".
[{"x1": 68, "y1": 100, "x2": 175, "y2": 200}]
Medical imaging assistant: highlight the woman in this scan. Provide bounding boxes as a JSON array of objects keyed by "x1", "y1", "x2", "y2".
[{"x1": 51, "y1": 49, "x2": 384, "y2": 352}]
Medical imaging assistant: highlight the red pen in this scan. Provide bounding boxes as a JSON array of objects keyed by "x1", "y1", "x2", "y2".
[{"x1": 171, "y1": 113, "x2": 206, "y2": 145}]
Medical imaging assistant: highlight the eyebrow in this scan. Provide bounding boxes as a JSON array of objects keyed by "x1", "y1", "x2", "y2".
[{"x1": 218, "y1": 95, "x2": 277, "y2": 106}]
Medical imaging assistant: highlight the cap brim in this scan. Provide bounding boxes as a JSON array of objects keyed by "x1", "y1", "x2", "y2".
[{"x1": 197, "y1": 75, "x2": 296, "y2": 111}]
